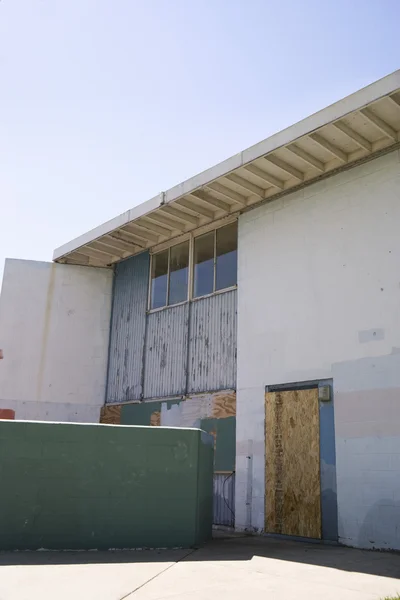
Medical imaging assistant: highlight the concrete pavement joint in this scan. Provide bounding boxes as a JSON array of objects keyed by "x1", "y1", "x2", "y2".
[{"x1": 117, "y1": 548, "x2": 197, "y2": 599}]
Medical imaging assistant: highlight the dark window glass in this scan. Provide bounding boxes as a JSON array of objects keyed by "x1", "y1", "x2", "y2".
[
  {"x1": 151, "y1": 250, "x2": 168, "y2": 309},
  {"x1": 216, "y1": 222, "x2": 238, "y2": 291},
  {"x1": 194, "y1": 232, "x2": 214, "y2": 297},
  {"x1": 168, "y1": 241, "x2": 189, "y2": 305}
]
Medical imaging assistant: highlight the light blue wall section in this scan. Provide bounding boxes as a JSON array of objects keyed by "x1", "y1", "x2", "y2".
[
  {"x1": 188, "y1": 290, "x2": 237, "y2": 393},
  {"x1": 318, "y1": 380, "x2": 338, "y2": 541},
  {"x1": 106, "y1": 254, "x2": 237, "y2": 402},
  {"x1": 143, "y1": 303, "x2": 189, "y2": 398},
  {"x1": 106, "y1": 252, "x2": 149, "y2": 402}
]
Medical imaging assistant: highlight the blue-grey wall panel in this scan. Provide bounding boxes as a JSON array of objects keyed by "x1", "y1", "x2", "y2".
[
  {"x1": 106, "y1": 252, "x2": 149, "y2": 402},
  {"x1": 188, "y1": 290, "x2": 237, "y2": 393},
  {"x1": 213, "y1": 472, "x2": 235, "y2": 527},
  {"x1": 143, "y1": 303, "x2": 189, "y2": 399},
  {"x1": 319, "y1": 381, "x2": 338, "y2": 541}
]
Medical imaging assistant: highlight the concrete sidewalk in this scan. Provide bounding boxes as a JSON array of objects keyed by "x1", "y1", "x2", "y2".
[{"x1": 0, "y1": 535, "x2": 399, "y2": 600}]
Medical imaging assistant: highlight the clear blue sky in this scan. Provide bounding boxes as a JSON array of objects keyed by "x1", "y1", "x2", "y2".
[{"x1": 1, "y1": 0, "x2": 399, "y2": 281}]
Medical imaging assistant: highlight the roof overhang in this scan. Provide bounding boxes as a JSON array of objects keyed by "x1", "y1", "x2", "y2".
[{"x1": 53, "y1": 70, "x2": 400, "y2": 268}]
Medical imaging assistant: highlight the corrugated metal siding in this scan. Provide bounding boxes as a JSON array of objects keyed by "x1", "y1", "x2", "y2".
[
  {"x1": 188, "y1": 290, "x2": 237, "y2": 393},
  {"x1": 106, "y1": 252, "x2": 149, "y2": 402},
  {"x1": 143, "y1": 303, "x2": 189, "y2": 399},
  {"x1": 213, "y1": 472, "x2": 235, "y2": 527}
]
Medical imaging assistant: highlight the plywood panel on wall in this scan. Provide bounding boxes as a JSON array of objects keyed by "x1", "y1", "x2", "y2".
[
  {"x1": 265, "y1": 389, "x2": 321, "y2": 539},
  {"x1": 100, "y1": 404, "x2": 121, "y2": 425}
]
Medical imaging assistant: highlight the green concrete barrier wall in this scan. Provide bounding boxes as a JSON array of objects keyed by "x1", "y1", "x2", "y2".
[{"x1": 0, "y1": 421, "x2": 214, "y2": 551}]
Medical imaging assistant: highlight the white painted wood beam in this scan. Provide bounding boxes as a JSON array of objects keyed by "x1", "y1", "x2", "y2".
[
  {"x1": 123, "y1": 224, "x2": 160, "y2": 243},
  {"x1": 207, "y1": 181, "x2": 247, "y2": 205},
  {"x1": 81, "y1": 246, "x2": 116, "y2": 262},
  {"x1": 190, "y1": 190, "x2": 231, "y2": 213},
  {"x1": 161, "y1": 206, "x2": 199, "y2": 226},
  {"x1": 309, "y1": 133, "x2": 348, "y2": 162},
  {"x1": 145, "y1": 212, "x2": 186, "y2": 231},
  {"x1": 243, "y1": 164, "x2": 284, "y2": 189},
  {"x1": 225, "y1": 173, "x2": 265, "y2": 197},
  {"x1": 111, "y1": 229, "x2": 151, "y2": 248},
  {"x1": 177, "y1": 197, "x2": 215, "y2": 219},
  {"x1": 388, "y1": 94, "x2": 400, "y2": 109},
  {"x1": 91, "y1": 240, "x2": 126, "y2": 258},
  {"x1": 103, "y1": 235, "x2": 139, "y2": 253},
  {"x1": 286, "y1": 144, "x2": 325, "y2": 172},
  {"x1": 332, "y1": 121, "x2": 372, "y2": 152},
  {"x1": 69, "y1": 252, "x2": 90, "y2": 265},
  {"x1": 138, "y1": 219, "x2": 173, "y2": 237},
  {"x1": 360, "y1": 107, "x2": 398, "y2": 141},
  {"x1": 263, "y1": 155, "x2": 304, "y2": 181}
]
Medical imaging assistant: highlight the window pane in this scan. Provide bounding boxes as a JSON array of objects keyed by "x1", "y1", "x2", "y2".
[
  {"x1": 215, "y1": 222, "x2": 238, "y2": 291},
  {"x1": 151, "y1": 250, "x2": 168, "y2": 309},
  {"x1": 168, "y1": 242, "x2": 189, "y2": 305},
  {"x1": 194, "y1": 232, "x2": 214, "y2": 297}
]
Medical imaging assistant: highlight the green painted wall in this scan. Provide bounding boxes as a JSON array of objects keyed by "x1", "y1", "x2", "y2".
[
  {"x1": 0, "y1": 420, "x2": 214, "y2": 551},
  {"x1": 121, "y1": 398, "x2": 180, "y2": 425},
  {"x1": 200, "y1": 417, "x2": 236, "y2": 472},
  {"x1": 120, "y1": 400, "x2": 236, "y2": 472}
]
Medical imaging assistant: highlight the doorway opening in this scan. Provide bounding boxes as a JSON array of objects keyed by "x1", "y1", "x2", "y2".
[{"x1": 265, "y1": 379, "x2": 337, "y2": 541}]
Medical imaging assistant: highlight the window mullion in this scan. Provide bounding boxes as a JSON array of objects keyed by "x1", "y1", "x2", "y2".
[
  {"x1": 148, "y1": 253, "x2": 153, "y2": 311},
  {"x1": 213, "y1": 229, "x2": 217, "y2": 293},
  {"x1": 188, "y1": 235, "x2": 194, "y2": 301},
  {"x1": 166, "y1": 247, "x2": 171, "y2": 306}
]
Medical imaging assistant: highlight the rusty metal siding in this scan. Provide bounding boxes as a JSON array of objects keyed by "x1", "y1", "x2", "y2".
[
  {"x1": 213, "y1": 472, "x2": 235, "y2": 527},
  {"x1": 143, "y1": 303, "x2": 189, "y2": 399},
  {"x1": 106, "y1": 252, "x2": 149, "y2": 403},
  {"x1": 188, "y1": 290, "x2": 237, "y2": 393}
]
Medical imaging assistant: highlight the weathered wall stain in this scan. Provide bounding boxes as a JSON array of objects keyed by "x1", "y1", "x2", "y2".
[
  {"x1": 150, "y1": 410, "x2": 161, "y2": 426},
  {"x1": 36, "y1": 263, "x2": 56, "y2": 401},
  {"x1": 0, "y1": 409, "x2": 15, "y2": 420}
]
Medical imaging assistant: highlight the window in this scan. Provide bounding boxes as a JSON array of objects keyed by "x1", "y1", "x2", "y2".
[
  {"x1": 151, "y1": 250, "x2": 168, "y2": 309},
  {"x1": 193, "y1": 232, "x2": 214, "y2": 297},
  {"x1": 193, "y1": 221, "x2": 237, "y2": 298},
  {"x1": 216, "y1": 222, "x2": 238, "y2": 291},
  {"x1": 149, "y1": 221, "x2": 237, "y2": 310},
  {"x1": 169, "y1": 242, "x2": 189, "y2": 305},
  {"x1": 150, "y1": 241, "x2": 189, "y2": 310}
]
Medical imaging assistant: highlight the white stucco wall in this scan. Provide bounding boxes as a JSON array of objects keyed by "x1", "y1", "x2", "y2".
[
  {"x1": 236, "y1": 149, "x2": 400, "y2": 550},
  {"x1": 0, "y1": 260, "x2": 113, "y2": 422}
]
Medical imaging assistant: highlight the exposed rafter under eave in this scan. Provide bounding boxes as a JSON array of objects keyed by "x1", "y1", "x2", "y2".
[{"x1": 53, "y1": 70, "x2": 400, "y2": 268}]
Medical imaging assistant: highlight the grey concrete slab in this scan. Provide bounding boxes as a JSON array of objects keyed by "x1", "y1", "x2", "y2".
[
  {"x1": 0, "y1": 549, "x2": 190, "y2": 600},
  {"x1": 0, "y1": 536, "x2": 399, "y2": 600}
]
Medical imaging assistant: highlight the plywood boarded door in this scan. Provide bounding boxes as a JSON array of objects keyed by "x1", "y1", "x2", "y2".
[{"x1": 265, "y1": 388, "x2": 321, "y2": 539}]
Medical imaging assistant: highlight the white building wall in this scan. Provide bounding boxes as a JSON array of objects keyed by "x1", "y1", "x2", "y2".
[
  {"x1": 236, "y1": 150, "x2": 400, "y2": 550},
  {"x1": 0, "y1": 259, "x2": 113, "y2": 422}
]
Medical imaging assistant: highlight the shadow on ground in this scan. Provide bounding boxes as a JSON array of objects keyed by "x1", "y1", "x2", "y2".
[{"x1": 0, "y1": 533, "x2": 399, "y2": 580}]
